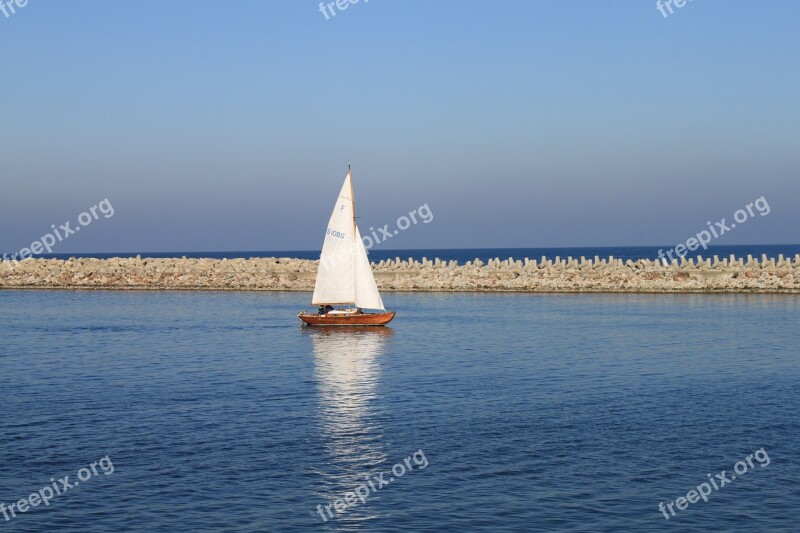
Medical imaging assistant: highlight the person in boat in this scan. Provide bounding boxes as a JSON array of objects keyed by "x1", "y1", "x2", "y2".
[{"x1": 318, "y1": 305, "x2": 334, "y2": 315}]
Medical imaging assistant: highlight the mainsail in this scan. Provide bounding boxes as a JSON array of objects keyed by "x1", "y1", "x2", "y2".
[{"x1": 311, "y1": 171, "x2": 385, "y2": 311}]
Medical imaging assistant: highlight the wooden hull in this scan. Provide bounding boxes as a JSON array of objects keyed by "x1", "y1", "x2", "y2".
[{"x1": 298, "y1": 311, "x2": 396, "y2": 327}]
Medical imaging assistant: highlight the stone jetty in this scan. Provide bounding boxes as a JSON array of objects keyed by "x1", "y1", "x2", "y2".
[{"x1": 2, "y1": 254, "x2": 799, "y2": 293}]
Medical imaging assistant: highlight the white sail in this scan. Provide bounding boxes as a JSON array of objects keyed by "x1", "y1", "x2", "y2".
[
  {"x1": 311, "y1": 173, "x2": 357, "y2": 305},
  {"x1": 311, "y1": 170, "x2": 386, "y2": 310},
  {"x1": 354, "y1": 226, "x2": 385, "y2": 310}
]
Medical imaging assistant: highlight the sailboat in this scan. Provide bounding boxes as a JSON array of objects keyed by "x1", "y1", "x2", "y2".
[{"x1": 298, "y1": 167, "x2": 396, "y2": 326}]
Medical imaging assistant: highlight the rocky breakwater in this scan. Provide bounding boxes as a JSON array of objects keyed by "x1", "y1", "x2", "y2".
[{"x1": 1, "y1": 254, "x2": 799, "y2": 293}]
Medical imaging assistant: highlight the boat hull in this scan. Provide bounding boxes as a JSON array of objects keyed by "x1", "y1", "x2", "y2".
[{"x1": 298, "y1": 311, "x2": 396, "y2": 327}]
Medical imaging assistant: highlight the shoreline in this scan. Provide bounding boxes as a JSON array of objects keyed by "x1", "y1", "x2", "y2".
[{"x1": 2, "y1": 255, "x2": 799, "y2": 294}]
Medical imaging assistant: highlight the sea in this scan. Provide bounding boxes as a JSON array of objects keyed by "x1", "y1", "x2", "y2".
[{"x1": 1, "y1": 284, "x2": 798, "y2": 531}]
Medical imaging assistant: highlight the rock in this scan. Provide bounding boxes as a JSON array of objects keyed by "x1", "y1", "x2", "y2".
[{"x1": 0, "y1": 255, "x2": 797, "y2": 293}]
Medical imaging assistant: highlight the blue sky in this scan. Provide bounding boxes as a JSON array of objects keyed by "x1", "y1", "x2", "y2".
[{"x1": 1, "y1": 0, "x2": 798, "y2": 253}]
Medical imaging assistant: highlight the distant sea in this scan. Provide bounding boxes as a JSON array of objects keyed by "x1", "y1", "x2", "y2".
[{"x1": 29, "y1": 244, "x2": 800, "y2": 263}]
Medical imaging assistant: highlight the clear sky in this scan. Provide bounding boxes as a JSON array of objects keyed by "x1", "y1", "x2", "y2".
[{"x1": 1, "y1": 0, "x2": 798, "y2": 253}]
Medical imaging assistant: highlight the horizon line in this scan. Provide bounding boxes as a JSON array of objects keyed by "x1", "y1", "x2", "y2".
[{"x1": 5, "y1": 243, "x2": 799, "y2": 257}]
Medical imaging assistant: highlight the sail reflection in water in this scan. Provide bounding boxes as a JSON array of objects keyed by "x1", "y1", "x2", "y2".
[{"x1": 307, "y1": 327, "x2": 392, "y2": 507}]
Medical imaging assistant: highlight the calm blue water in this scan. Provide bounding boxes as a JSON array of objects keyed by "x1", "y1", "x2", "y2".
[
  {"x1": 1, "y1": 291, "x2": 798, "y2": 532},
  {"x1": 24, "y1": 244, "x2": 800, "y2": 263}
]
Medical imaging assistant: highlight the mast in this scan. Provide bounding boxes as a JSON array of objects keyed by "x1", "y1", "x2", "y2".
[
  {"x1": 349, "y1": 164, "x2": 356, "y2": 236},
  {"x1": 349, "y1": 164, "x2": 357, "y2": 305}
]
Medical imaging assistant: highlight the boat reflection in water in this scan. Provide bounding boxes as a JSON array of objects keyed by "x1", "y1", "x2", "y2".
[{"x1": 305, "y1": 326, "x2": 393, "y2": 522}]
